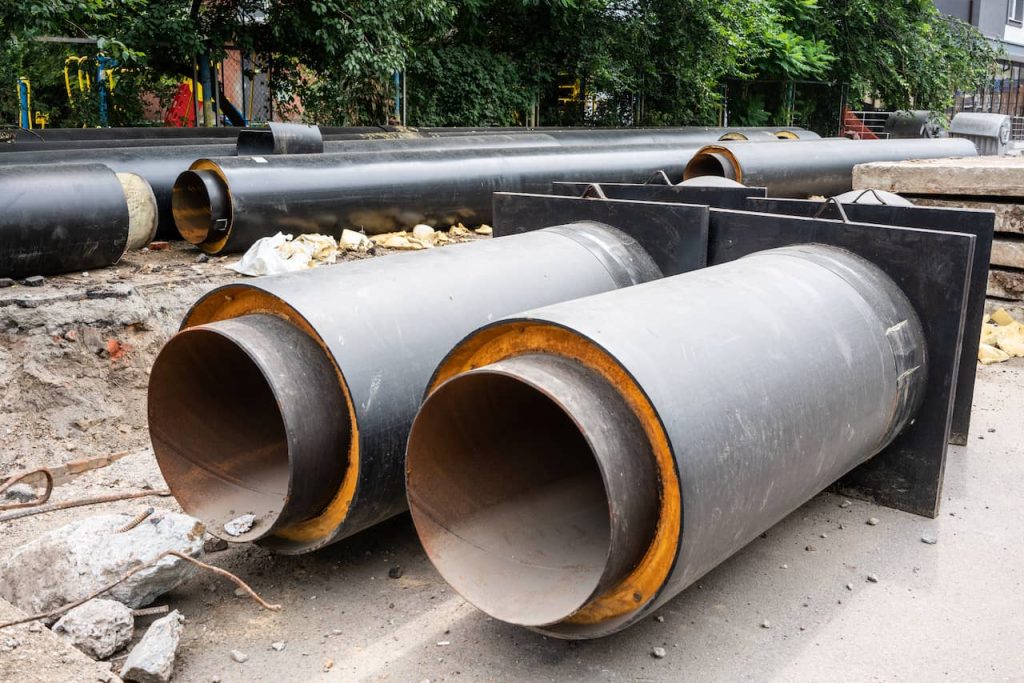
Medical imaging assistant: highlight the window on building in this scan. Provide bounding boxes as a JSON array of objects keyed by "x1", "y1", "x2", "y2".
[{"x1": 1011, "y1": 0, "x2": 1024, "y2": 25}]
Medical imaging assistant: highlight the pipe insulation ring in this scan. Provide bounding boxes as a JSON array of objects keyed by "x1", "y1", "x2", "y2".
[
  {"x1": 407, "y1": 244, "x2": 927, "y2": 638},
  {"x1": 117, "y1": 172, "x2": 158, "y2": 250}
]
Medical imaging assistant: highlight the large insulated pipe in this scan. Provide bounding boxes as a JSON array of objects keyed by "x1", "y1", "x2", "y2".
[
  {"x1": 172, "y1": 143, "x2": 702, "y2": 253},
  {"x1": 684, "y1": 138, "x2": 977, "y2": 197},
  {"x1": 148, "y1": 223, "x2": 661, "y2": 552},
  {"x1": 0, "y1": 164, "x2": 157, "y2": 278},
  {"x1": 406, "y1": 244, "x2": 927, "y2": 638}
]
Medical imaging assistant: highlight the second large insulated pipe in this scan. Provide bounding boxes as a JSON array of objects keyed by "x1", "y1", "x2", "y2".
[
  {"x1": 683, "y1": 138, "x2": 978, "y2": 197},
  {"x1": 406, "y1": 245, "x2": 927, "y2": 638},
  {"x1": 148, "y1": 223, "x2": 661, "y2": 552},
  {"x1": 172, "y1": 143, "x2": 702, "y2": 253}
]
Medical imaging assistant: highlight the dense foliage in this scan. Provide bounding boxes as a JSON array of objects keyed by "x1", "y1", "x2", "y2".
[{"x1": 0, "y1": 0, "x2": 996, "y2": 129}]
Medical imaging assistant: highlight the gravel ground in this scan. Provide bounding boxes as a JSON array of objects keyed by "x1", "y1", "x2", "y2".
[{"x1": 1, "y1": 242, "x2": 1022, "y2": 682}]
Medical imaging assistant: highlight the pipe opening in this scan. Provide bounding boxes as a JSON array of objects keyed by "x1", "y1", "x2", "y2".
[
  {"x1": 149, "y1": 324, "x2": 288, "y2": 542},
  {"x1": 149, "y1": 313, "x2": 350, "y2": 545},
  {"x1": 172, "y1": 169, "x2": 228, "y2": 245},
  {"x1": 683, "y1": 151, "x2": 735, "y2": 181},
  {"x1": 407, "y1": 369, "x2": 615, "y2": 627}
]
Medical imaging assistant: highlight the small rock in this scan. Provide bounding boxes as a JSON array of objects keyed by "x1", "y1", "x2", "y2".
[
  {"x1": 474, "y1": 225, "x2": 493, "y2": 236},
  {"x1": 820, "y1": 533, "x2": 828, "y2": 539},
  {"x1": 388, "y1": 566, "x2": 404, "y2": 579},
  {"x1": 120, "y1": 610, "x2": 184, "y2": 683},
  {"x1": 27, "y1": 622, "x2": 42, "y2": 633},
  {"x1": 0, "y1": 278, "x2": 15, "y2": 288},
  {"x1": 1, "y1": 636, "x2": 22, "y2": 652},
  {"x1": 866, "y1": 573, "x2": 879, "y2": 583},
  {"x1": 760, "y1": 620, "x2": 771, "y2": 629},
  {"x1": 230, "y1": 649, "x2": 249, "y2": 663},
  {"x1": 0, "y1": 512, "x2": 205, "y2": 616},
  {"x1": 655, "y1": 615, "x2": 665, "y2": 623},
  {"x1": 53, "y1": 598, "x2": 134, "y2": 660},
  {"x1": 223, "y1": 514, "x2": 255, "y2": 537},
  {"x1": 195, "y1": 254, "x2": 210, "y2": 264},
  {"x1": 921, "y1": 534, "x2": 938, "y2": 545},
  {"x1": 412, "y1": 224, "x2": 436, "y2": 241},
  {"x1": 21, "y1": 275, "x2": 45, "y2": 287},
  {"x1": 805, "y1": 544, "x2": 817, "y2": 552},
  {"x1": 846, "y1": 583, "x2": 853, "y2": 591},
  {"x1": 323, "y1": 659, "x2": 334, "y2": 672},
  {"x1": 270, "y1": 641, "x2": 286, "y2": 651},
  {"x1": 2, "y1": 482, "x2": 38, "y2": 503},
  {"x1": 651, "y1": 646, "x2": 667, "y2": 658},
  {"x1": 987, "y1": 428, "x2": 996, "y2": 433},
  {"x1": 233, "y1": 587, "x2": 247, "y2": 598},
  {"x1": 839, "y1": 500, "x2": 851, "y2": 508},
  {"x1": 204, "y1": 536, "x2": 229, "y2": 553},
  {"x1": 149, "y1": 241, "x2": 170, "y2": 251},
  {"x1": 866, "y1": 517, "x2": 880, "y2": 526},
  {"x1": 436, "y1": 641, "x2": 451, "y2": 646}
]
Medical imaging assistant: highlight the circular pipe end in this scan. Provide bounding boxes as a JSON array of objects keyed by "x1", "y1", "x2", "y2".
[
  {"x1": 407, "y1": 354, "x2": 658, "y2": 628},
  {"x1": 148, "y1": 313, "x2": 349, "y2": 544},
  {"x1": 683, "y1": 149, "x2": 738, "y2": 182},
  {"x1": 172, "y1": 169, "x2": 229, "y2": 245},
  {"x1": 116, "y1": 172, "x2": 158, "y2": 251}
]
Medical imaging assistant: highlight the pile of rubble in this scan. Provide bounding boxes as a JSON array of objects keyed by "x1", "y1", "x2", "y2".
[{"x1": 0, "y1": 506, "x2": 238, "y2": 683}]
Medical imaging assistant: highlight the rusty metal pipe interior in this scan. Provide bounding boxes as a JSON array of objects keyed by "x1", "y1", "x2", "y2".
[
  {"x1": 148, "y1": 314, "x2": 348, "y2": 543},
  {"x1": 406, "y1": 355, "x2": 658, "y2": 627}
]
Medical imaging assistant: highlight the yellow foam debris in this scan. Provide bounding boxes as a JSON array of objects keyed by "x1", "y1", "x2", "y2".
[
  {"x1": 979, "y1": 343, "x2": 1011, "y2": 365},
  {"x1": 990, "y1": 308, "x2": 1016, "y2": 326},
  {"x1": 979, "y1": 309, "x2": 1024, "y2": 363}
]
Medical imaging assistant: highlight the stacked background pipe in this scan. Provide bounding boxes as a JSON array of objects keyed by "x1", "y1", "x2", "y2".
[
  {"x1": 0, "y1": 127, "x2": 811, "y2": 239},
  {"x1": 406, "y1": 245, "x2": 927, "y2": 638},
  {"x1": 683, "y1": 138, "x2": 978, "y2": 197},
  {"x1": 147, "y1": 223, "x2": 661, "y2": 553}
]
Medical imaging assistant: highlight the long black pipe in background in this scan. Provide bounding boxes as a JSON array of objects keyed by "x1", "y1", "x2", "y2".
[{"x1": 174, "y1": 142, "x2": 703, "y2": 253}]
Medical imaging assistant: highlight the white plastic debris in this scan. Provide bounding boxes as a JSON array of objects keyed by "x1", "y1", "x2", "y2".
[{"x1": 229, "y1": 232, "x2": 342, "y2": 276}]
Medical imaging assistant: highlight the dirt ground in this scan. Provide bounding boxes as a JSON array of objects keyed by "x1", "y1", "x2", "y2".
[{"x1": 1, "y1": 242, "x2": 1022, "y2": 682}]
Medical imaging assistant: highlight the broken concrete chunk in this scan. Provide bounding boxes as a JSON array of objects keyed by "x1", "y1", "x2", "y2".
[
  {"x1": 53, "y1": 598, "x2": 134, "y2": 660},
  {"x1": 120, "y1": 610, "x2": 184, "y2": 683},
  {"x1": 223, "y1": 513, "x2": 255, "y2": 537},
  {"x1": 0, "y1": 511, "x2": 204, "y2": 617}
]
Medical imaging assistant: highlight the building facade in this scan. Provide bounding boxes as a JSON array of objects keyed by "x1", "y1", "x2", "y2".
[{"x1": 935, "y1": 1, "x2": 1024, "y2": 121}]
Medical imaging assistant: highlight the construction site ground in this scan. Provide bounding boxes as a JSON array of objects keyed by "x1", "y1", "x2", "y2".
[{"x1": 1, "y1": 244, "x2": 1022, "y2": 682}]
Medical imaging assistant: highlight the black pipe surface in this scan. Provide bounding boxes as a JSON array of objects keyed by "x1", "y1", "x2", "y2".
[
  {"x1": 174, "y1": 143, "x2": 703, "y2": 253},
  {"x1": 149, "y1": 223, "x2": 661, "y2": 552},
  {"x1": 684, "y1": 138, "x2": 978, "y2": 197},
  {"x1": 0, "y1": 164, "x2": 136, "y2": 277},
  {"x1": 407, "y1": 244, "x2": 927, "y2": 637}
]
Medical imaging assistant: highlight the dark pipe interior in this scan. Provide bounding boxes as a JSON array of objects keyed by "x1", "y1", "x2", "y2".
[
  {"x1": 148, "y1": 326, "x2": 290, "y2": 542},
  {"x1": 684, "y1": 152, "x2": 732, "y2": 181},
  {"x1": 408, "y1": 370, "x2": 614, "y2": 627},
  {"x1": 172, "y1": 170, "x2": 226, "y2": 244}
]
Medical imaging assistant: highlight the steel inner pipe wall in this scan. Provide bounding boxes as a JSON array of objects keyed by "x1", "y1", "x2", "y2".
[
  {"x1": 407, "y1": 244, "x2": 928, "y2": 638},
  {"x1": 172, "y1": 144, "x2": 702, "y2": 253},
  {"x1": 148, "y1": 223, "x2": 662, "y2": 552},
  {"x1": 0, "y1": 164, "x2": 156, "y2": 278},
  {"x1": 683, "y1": 138, "x2": 978, "y2": 197}
]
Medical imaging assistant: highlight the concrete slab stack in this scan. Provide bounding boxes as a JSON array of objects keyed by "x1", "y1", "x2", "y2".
[{"x1": 854, "y1": 156, "x2": 1024, "y2": 319}]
